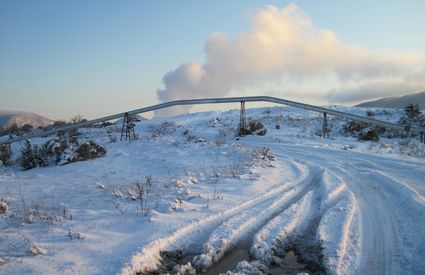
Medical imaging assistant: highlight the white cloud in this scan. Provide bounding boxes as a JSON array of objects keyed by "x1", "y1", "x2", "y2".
[{"x1": 156, "y1": 4, "x2": 425, "y2": 116}]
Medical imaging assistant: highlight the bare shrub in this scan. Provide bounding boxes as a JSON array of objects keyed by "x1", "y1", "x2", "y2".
[
  {"x1": 70, "y1": 114, "x2": 86, "y2": 124},
  {"x1": 253, "y1": 146, "x2": 275, "y2": 167},
  {"x1": 18, "y1": 232, "x2": 47, "y2": 256},
  {"x1": 106, "y1": 128, "x2": 117, "y2": 143},
  {"x1": 148, "y1": 121, "x2": 177, "y2": 137},
  {"x1": 133, "y1": 176, "x2": 153, "y2": 213},
  {"x1": 185, "y1": 135, "x2": 206, "y2": 143},
  {"x1": 10, "y1": 189, "x2": 69, "y2": 224},
  {"x1": 135, "y1": 182, "x2": 146, "y2": 212},
  {"x1": 398, "y1": 139, "x2": 424, "y2": 157}
]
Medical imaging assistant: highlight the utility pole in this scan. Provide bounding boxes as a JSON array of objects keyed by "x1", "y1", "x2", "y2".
[{"x1": 239, "y1": 101, "x2": 247, "y2": 136}]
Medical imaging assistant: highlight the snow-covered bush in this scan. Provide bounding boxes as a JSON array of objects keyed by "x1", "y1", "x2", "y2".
[
  {"x1": 71, "y1": 141, "x2": 106, "y2": 162},
  {"x1": 343, "y1": 121, "x2": 388, "y2": 141},
  {"x1": 9, "y1": 193, "x2": 70, "y2": 224},
  {"x1": 343, "y1": 121, "x2": 370, "y2": 137},
  {"x1": 37, "y1": 140, "x2": 56, "y2": 167},
  {"x1": 18, "y1": 138, "x2": 106, "y2": 170}
]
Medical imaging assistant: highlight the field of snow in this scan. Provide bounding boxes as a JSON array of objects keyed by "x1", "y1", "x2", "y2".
[{"x1": 1, "y1": 105, "x2": 424, "y2": 274}]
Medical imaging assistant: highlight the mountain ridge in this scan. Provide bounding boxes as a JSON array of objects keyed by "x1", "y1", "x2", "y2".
[
  {"x1": 356, "y1": 91, "x2": 425, "y2": 108},
  {"x1": 0, "y1": 110, "x2": 54, "y2": 129}
]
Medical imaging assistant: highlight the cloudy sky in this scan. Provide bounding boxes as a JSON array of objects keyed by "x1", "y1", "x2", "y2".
[{"x1": 1, "y1": 0, "x2": 424, "y2": 119}]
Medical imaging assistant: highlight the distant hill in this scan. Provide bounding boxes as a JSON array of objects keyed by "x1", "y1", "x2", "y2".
[
  {"x1": 356, "y1": 91, "x2": 425, "y2": 109},
  {"x1": 0, "y1": 111, "x2": 54, "y2": 130}
]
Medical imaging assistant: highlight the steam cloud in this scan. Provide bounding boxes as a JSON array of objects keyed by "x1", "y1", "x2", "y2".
[{"x1": 156, "y1": 4, "x2": 425, "y2": 116}]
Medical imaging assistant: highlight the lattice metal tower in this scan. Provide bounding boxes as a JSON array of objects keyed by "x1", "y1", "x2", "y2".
[
  {"x1": 322, "y1": 112, "x2": 330, "y2": 138},
  {"x1": 239, "y1": 101, "x2": 247, "y2": 136},
  {"x1": 120, "y1": 112, "x2": 136, "y2": 141}
]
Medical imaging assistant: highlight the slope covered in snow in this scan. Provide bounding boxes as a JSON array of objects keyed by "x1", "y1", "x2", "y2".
[
  {"x1": 0, "y1": 105, "x2": 424, "y2": 274},
  {"x1": 0, "y1": 110, "x2": 54, "y2": 129}
]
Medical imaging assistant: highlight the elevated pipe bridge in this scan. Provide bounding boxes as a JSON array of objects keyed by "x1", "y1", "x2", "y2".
[{"x1": 1, "y1": 96, "x2": 424, "y2": 145}]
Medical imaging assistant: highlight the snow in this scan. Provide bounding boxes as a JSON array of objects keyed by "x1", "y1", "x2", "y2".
[{"x1": 0, "y1": 105, "x2": 424, "y2": 274}]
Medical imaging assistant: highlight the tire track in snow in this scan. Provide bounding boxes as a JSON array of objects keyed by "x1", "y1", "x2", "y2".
[
  {"x1": 121, "y1": 159, "x2": 313, "y2": 274},
  {"x1": 241, "y1": 167, "x2": 358, "y2": 275},
  {"x1": 191, "y1": 169, "x2": 322, "y2": 271}
]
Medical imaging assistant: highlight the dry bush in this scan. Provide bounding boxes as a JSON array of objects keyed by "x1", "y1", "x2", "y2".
[
  {"x1": 253, "y1": 146, "x2": 275, "y2": 167},
  {"x1": 9, "y1": 190, "x2": 70, "y2": 224},
  {"x1": 240, "y1": 120, "x2": 267, "y2": 136},
  {"x1": 148, "y1": 121, "x2": 177, "y2": 137},
  {"x1": 358, "y1": 129, "x2": 380, "y2": 142},
  {"x1": 0, "y1": 200, "x2": 7, "y2": 214},
  {"x1": 131, "y1": 176, "x2": 153, "y2": 213}
]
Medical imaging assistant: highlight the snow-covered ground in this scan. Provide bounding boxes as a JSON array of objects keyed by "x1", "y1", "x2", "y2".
[{"x1": 1, "y1": 105, "x2": 424, "y2": 274}]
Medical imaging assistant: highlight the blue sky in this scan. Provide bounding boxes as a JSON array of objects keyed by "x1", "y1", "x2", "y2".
[{"x1": 1, "y1": 0, "x2": 424, "y2": 120}]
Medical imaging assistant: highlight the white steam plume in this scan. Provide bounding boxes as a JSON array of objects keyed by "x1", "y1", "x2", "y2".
[{"x1": 156, "y1": 4, "x2": 425, "y2": 116}]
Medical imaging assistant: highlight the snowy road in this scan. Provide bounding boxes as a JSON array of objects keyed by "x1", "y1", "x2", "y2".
[{"x1": 266, "y1": 141, "x2": 425, "y2": 274}]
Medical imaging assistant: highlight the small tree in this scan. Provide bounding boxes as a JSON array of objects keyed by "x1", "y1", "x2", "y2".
[
  {"x1": 19, "y1": 140, "x2": 38, "y2": 170},
  {"x1": 70, "y1": 114, "x2": 86, "y2": 124}
]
